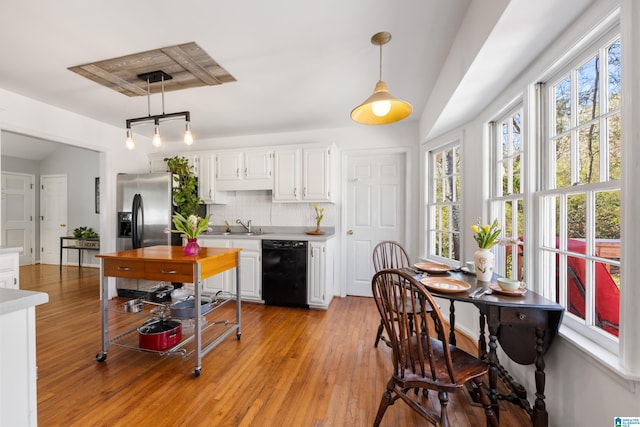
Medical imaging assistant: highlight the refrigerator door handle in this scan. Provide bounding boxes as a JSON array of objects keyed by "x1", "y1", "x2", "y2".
[{"x1": 132, "y1": 194, "x2": 144, "y2": 249}]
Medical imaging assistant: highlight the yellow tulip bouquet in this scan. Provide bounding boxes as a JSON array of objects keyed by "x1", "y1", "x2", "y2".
[{"x1": 471, "y1": 219, "x2": 501, "y2": 249}]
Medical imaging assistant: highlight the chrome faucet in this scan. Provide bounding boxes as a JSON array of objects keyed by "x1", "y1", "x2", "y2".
[{"x1": 236, "y1": 219, "x2": 252, "y2": 233}]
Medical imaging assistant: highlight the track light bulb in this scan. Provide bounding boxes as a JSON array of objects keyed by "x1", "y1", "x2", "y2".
[
  {"x1": 184, "y1": 122, "x2": 193, "y2": 146},
  {"x1": 125, "y1": 129, "x2": 135, "y2": 150},
  {"x1": 152, "y1": 124, "x2": 162, "y2": 148}
]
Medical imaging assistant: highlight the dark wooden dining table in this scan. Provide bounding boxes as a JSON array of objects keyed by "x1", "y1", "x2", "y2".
[{"x1": 412, "y1": 268, "x2": 564, "y2": 427}]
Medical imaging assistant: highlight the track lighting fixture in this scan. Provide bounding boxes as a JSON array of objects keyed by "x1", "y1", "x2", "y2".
[{"x1": 124, "y1": 70, "x2": 193, "y2": 150}]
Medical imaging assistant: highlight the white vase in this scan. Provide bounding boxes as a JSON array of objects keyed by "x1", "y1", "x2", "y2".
[{"x1": 473, "y1": 248, "x2": 495, "y2": 282}]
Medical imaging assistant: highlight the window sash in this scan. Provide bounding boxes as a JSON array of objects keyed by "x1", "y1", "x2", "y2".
[
  {"x1": 538, "y1": 32, "x2": 621, "y2": 348},
  {"x1": 426, "y1": 143, "x2": 461, "y2": 263}
]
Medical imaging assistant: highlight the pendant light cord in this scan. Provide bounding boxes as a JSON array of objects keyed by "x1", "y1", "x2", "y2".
[
  {"x1": 379, "y1": 43, "x2": 383, "y2": 81},
  {"x1": 146, "y1": 78, "x2": 151, "y2": 117},
  {"x1": 161, "y1": 75, "x2": 165, "y2": 114}
]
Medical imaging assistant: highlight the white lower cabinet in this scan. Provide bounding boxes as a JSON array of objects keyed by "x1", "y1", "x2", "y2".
[
  {"x1": 200, "y1": 239, "x2": 233, "y2": 294},
  {"x1": 0, "y1": 251, "x2": 19, "y2": 289},
  {"x1": 200, "y1": 238, "x2": 261, "y2": 301},
  {"x1": 308, "y1": 239, "x2": 335, "y2": 309},
  {"x1": 232, "y1": 239, "x2": 262, "y2": 301},
  {"x1": 0, "y1": 290, "x2": 48, "y2": 427}
]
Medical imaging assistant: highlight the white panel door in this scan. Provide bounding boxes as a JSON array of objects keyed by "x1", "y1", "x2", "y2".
[
  {"x1": 346, "y1": 152, "x2": 405, "y2": 297},
  {"x1": 40, "y1": 175, "x2": 68, "y2": 265},
  {"x1": 1, "y1": 173, "x2": 35, "y2": 265}
]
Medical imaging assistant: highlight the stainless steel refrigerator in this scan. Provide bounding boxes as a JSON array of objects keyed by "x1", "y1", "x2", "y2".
[{"x1": 116, "y1": 172, "x2": 174, "y2": 295}]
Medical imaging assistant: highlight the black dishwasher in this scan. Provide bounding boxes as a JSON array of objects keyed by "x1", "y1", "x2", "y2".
[{"x1": 262, "y1": 240, "x2": 308, "y2": 308}]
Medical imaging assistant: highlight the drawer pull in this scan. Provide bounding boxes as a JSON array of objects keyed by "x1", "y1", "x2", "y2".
[
  {"x1": 517, "y1": 312, "x2": 527, "y2": 320},
  {"x1": 161, "y1": 269, "x2": 177, "y2": 274},
  {"x1": 117, "y1": 267, "x2": 132, "y2": 271}
]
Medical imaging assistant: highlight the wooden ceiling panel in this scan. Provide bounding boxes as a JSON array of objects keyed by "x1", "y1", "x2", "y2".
[{"x1": 68, "y1": 42, "x2": 235, "y2": 97}]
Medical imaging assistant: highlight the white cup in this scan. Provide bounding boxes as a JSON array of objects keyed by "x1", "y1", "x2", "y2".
[
  {"x1": 497, "y1": 277, "x2": 526, "y2": 292},
  {"x1": 465, "y1": 261, "x2": 475, "y2": 272}
]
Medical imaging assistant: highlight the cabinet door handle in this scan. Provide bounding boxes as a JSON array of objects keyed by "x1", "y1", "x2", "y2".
[
  {"x1": 236, "y1": 168, "x2": 240, "y2": 177},
  {"x1": 303, "y1": 187, "x2": 307, "y2": 197},
  {"x1": 245, "y1": 167, "x2": 248, "y2": 177},
  {"x1": 161, "y1": 270, "x2": 177, "y2": 274},
  {"x1": 294, "y1": 187, "x2": 297, "y2": 198}
]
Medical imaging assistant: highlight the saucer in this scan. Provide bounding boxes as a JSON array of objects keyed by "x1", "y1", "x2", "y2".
[
  {"x1": 461, "y1": 266, "x2": 476, "y2": 275},
  {"x1": 489, "y1": 283, "x2": 527, "y2": 296}
]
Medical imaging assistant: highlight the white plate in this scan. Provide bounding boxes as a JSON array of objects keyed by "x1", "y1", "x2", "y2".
[
  {"x1": 420, "y1": 277, "x2": 471, "y2": 294},
  {"x1": 461, "y1": 266, "x2": 476, "y2": 275}
]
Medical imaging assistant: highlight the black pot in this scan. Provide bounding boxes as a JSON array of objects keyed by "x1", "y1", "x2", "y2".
[
  {"x1": 137, "y1": 318, "x2": 182, "y2": 351},
  {"x1": 149, "y1": 283, "x2": 174, "y2": 303}
]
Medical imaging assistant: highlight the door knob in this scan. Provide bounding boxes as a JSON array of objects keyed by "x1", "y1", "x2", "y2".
[
  {"x1": 347, "y1": 229, "x2": 353, "y2": 235},
  {"x1": 60, "y1": 224, "x2": 67, "y2": 227}
]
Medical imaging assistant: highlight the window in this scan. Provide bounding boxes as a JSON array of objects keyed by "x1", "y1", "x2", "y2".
[
  {"x1": 489, "y1": 107, "x2": 525, "y2": 280},
  {"x1": 426, "y1": 143, "x2": 461, "y2": 263},
  {"x1": 538, "y1": 33, "x2": 621, "y2": 347}
]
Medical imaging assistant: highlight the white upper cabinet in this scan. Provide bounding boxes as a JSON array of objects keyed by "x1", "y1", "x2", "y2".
[
  {"x1": 272, "y1": 148, "x2": 300, "y2": 201},
  {"x1": 149, "y1": 154, "x2": 226, "y2": 204},
  {"x1": 273, "y1": 145, "x2": 335, "y2": 202},
  {"x1": 149, "y1": 156, "x2": 169, "y2": 173},
  {"x1": 197, "y1": 154, "x2": 227, "y2": 204},
  {"x1": 215, "y1": 149, "x2": 273, "y2": 191}
]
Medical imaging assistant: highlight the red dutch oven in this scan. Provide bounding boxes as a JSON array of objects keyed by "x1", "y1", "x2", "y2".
[{"x1": 137, "y1": 318, "x2": 182, "y2": 351}]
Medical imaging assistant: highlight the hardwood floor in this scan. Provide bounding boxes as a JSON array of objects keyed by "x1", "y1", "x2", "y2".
[{"x1": 22, "y1": 264, "x2": 530, "y2": 426}]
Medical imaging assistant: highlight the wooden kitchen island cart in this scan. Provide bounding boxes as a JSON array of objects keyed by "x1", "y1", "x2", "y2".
[{"x1": 95, "y1": 245, "x2": 242, "y2": 376}]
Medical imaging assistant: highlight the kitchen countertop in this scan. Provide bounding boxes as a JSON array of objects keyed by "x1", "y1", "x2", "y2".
[
  {"x1": 0, "y1": 288, "x2": 48, "y2": 315},
  {"x1": 0, "y1": 246, "x2": 23, "y2": 255},
  {"x1": 198, "y1": 226, "x2": 335, "y2": 242}
]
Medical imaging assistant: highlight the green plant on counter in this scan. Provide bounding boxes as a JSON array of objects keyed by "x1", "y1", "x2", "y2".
[
  {"x1": 164, "y1": 156, "x2": 203, "y2": 217},
  {"x1": 73, "y1": 226, "x2": 99, "y2": 239}
]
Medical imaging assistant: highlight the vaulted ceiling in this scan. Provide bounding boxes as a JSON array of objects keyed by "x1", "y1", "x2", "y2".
[{"x1": 0, "y1": 0, "x2": 595, "y2": 154}]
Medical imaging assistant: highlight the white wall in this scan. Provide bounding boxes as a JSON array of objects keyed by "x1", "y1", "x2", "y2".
[{"x1": 39, "y1": 145, "x2": 100, "y2": 266}]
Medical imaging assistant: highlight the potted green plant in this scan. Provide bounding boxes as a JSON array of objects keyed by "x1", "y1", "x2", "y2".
[
  {"x1": 73, "y1": 226, "x2": 99, "y2": 239},
  {"x1": 164, "y1": 156, "x2": 202, "y2": 216}
]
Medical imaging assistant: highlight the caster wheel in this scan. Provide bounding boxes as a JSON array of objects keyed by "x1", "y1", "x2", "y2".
[
  {"x1": 96, "y1": 352, "x2": 107, "y2": 362},
  {"x1": 236, "y1": 332, "x2": 242, "y2": 341},
  {"x1": 193, "y1": 368, "x2": 201, "y2": 377}
]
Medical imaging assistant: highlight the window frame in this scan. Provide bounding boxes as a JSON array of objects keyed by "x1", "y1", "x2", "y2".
[
  {"x1": 424, "y1": 138, "x2": 462, "y2": 265},
  {"x1": 489, "y1": 104, "x2": 525, "y2": 280},
  {"x1": 536, "y1": 27, "x2": 621, "y2": 353}
]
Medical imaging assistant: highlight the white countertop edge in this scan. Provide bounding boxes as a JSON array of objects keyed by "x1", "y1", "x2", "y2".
[
  {"x1": 0, "y1": 288, "x2": 49, "y2": 315},
  {"x1": 0, "y1": 246, "x2": 23, "y2": 255}
]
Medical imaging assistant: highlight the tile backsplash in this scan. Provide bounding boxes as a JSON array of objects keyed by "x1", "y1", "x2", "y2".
[{"x1": 207, "y1": 190, "x2": 334, "y2": 228}]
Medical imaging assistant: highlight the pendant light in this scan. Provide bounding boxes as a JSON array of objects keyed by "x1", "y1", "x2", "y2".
[{"x1": 351, "y1": 32, "x2": 412, "y2": 125}]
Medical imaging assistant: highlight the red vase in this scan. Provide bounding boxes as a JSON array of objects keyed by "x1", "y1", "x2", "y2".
[{"x1": 183, "y1": 238, "x2": 201, "y2": 256}]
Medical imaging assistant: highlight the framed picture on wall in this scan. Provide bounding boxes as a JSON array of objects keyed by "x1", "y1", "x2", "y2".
[{"x1": 95, "y1": 177, "x2": 100, "y2": 214}]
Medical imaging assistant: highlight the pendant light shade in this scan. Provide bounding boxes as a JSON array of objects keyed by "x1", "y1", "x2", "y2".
[{"x1": 351, "y1": 32, "x2": 412, "y2": 125}]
